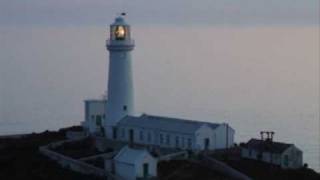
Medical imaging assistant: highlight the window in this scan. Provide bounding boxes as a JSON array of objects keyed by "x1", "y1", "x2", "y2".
[
  {"x1": 147, "y1": 132, "x2": 151, "y2": 142},
  {"x1": 181, "y1": 137, "x2": 185, "y2": 148},
  {"x1": 140, "y1": 130, "x2": 144, "y2": 141},
  {"x1": 114, "y1": 25, "x2": 126, "y2": 40},
  {"x1": 160, "y1": 134, "x2": 163, "y2": 144},
  {"x1": 187, "y1": 138, "x2": 192, "y2": 149},
  {"x1": 121, "y1": 128, "x2": 125, "y2": 138},
  {"x1": 175, "y1": 136, "x2": 180, "y2": 148},
  {"x1": 166, "y1": 134, "x2": 170, "y2": 145}
]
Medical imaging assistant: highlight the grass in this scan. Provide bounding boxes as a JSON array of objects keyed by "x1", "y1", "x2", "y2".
[{"x1": 0, "y1": 127, "x2": 104, "y2": 180}]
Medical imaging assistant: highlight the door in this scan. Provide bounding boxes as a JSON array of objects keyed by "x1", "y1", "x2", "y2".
[
  {"x1": 96, "y1": 115, "x2": 102, "y2": 126},
  {"x1": 96, "y1": 115, "x2": 102, "y2": 135},
  {"x1": 129, "y1": 129, "x2": 134, "y2": 144},
  {"x1": 112, "y1": 127, "x2": 117, "y2": 140},
  {"x1": 204, "y1": 138, "x2": 210, "y2": 150},
  {"x1": 143, "y1": 163, "x2": 149, "y2": 178}
]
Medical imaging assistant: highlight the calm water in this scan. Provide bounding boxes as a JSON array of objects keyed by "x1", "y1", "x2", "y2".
[{"x1": 0, "y1": 26, "x2": 319, "y2": 171}]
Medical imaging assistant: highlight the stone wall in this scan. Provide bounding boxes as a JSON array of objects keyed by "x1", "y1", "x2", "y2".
[
  {"x1": 159, "y1": 151, "x2": 188, "y2": 161},
  {"x1": 199, "y1": 155, "x2": 252, "y2": 180},
  {"x1": 66, "y1": 131, "x2": 88, "y2": 140},
  {"x1": 39, "y1": 140, "x2": 123, "y2": 180}
]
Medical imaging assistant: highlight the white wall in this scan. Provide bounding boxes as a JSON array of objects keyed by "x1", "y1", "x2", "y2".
[
  {"x1": 117, "y1": 127, "x2": 156, "y2": 145},
  {"x1": 116, "y1": 124, "x2": 236, "y2": 151},
  {"x1": 213, "y1": 124, "x2": 235, "y2": 149},
  {"x1": 114, "y1": 149, "x2": 157, "y2": 179},
  {"x1": 135, "y1": 153, "x2": 158, "y2": 178},
  {"x1": 241, "y1": 146, "x2": 302, "y2": 169},
  {"x1": 281, "y1": 145, "x2": 303, "y2": 169},
  {"x1": 115, "y1": 122, "x2": 236, "y2": 151},
  {"x1": 195, "y1": 124, "x2": 215, "y2": 150},
  {"x1": 116, "y1": 125, "x2": 195, "y2": 150},
  {"x1": 241, "y1": 148, "x2": 259, "y2": 160},
  {"x1": 157, "y1": 131, "x2": 194, "y2": 149},
  {"x1": 115, "y1": 162, "x2": 135, "y2": 180},
  {"x1": 105, "y1": 49, "x2": 134, "y2": 129},
  {"x1": 83, "y1": 100, "x2": 106, "y2": 134}
]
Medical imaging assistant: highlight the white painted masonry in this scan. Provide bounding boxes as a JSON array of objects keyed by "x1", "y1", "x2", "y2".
[{"x1": 82, "y1": 15, "x2": 235, "y2": 153}]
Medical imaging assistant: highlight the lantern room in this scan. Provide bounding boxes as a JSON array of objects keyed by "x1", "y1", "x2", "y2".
[{"x1": 110, "y1": 15, "x2": 131, "y2": 41}]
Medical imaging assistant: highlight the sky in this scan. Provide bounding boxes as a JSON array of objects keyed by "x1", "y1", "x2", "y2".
[
  {"x1": 0, "y1": 0, "x2": 319, "y2": 170},
  {"x1": 0, "y1": 0, "x2": 318, "y2": 26}
]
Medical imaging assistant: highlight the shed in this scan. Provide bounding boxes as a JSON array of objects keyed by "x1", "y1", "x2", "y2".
[
  {"x1": 241, "y1": 138, "x2": 303, "y2": 169},
  {"x1": 114, "y1": 146, "x2": 157, "y2": 180}
]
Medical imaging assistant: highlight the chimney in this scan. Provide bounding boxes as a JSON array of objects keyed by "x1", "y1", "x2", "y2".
[
  {"x1": 270, "y1": 131, "x2": 275, "y2": 141},
  {"x1": 262, "y1": 131, "x2": 275, "y2": 143},
  {"x1": 266, "y1": 131, "x2": 270, "y2": 141},
  {"x1": 260, "y1": 131, "x2": 264, "y2": 141}
]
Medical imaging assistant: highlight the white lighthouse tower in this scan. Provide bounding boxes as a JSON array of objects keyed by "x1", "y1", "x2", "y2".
[{"x1": 105, "y1": 15, "x2": 135, "y2": 139}]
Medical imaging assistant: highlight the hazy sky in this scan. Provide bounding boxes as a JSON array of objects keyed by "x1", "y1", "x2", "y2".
[
  {"x1": 0, "y1": 0, "x2": 318, "y2": 26},
  {"x1": 0, "y1": 0, "x2": 319, "y2": 170}
]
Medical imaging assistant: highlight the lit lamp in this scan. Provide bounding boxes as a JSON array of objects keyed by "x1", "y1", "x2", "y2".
[{"x1": 115, "y1": 25, "x2": 126, "y2": 40}]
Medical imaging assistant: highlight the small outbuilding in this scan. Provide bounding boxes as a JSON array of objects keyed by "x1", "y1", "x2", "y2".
[
  {"x1": 114, "y1": 146, "x2": 157, "y2": 180},
  {"x1": 241, "y1": 132, "x2": 303, "y2": 169},
  {"x1": 81, "y1": 99, "x2": 106, "y2": 135}
]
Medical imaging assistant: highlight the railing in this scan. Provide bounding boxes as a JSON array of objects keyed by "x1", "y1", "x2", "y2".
[{"x1": 106, "y1": 39, "x2": 135, "y2": 46}]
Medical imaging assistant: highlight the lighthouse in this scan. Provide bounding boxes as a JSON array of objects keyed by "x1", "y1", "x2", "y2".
[
  {"x1": 82, "y1": 15, "x2": 236, "y2": 154},
  {"x1": 105, "y1": 15, "x2": 135, "y2": 139}
]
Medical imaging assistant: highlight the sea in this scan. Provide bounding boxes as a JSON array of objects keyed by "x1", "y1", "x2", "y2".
[{"x1": 0, "y1": 25, "x2": 319, "y2": 171}]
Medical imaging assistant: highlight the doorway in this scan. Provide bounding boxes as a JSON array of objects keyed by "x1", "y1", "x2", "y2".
[
  {"x1": 112, "y1": 127, "x2": 117, "y2": 140},
  {"x1": 204, "y1": 138, "x2": 210, "y2": 150},
  {"x1": 129, "y1": 129, "x2": 134, "y2": 145},
  {"x1": 96, "y1": 115, "x2": 102, "y2": 126},
  {"x1": 143, "y1": 163, "x2": 149, "y2": 178}
]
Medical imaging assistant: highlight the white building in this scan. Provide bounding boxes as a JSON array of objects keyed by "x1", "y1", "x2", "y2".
[
  {"x1": 82, "y1": 99, "x2": 106, "y2": 135},
  {"x1": 114, "y1": 146, "x2": 157, "y2": 180},
  {"x1": 82, "y1": 15, "x2": 235, "y2": 152},
  {"x1": 241, "y1": 136, "x2": 303, "y2": 169},
  {"x1": 116, "y1": 114, "x2": 234, "y2": 151},
  {"x1": 104, "y1": 15, "x2": 135, "y2": 139}
]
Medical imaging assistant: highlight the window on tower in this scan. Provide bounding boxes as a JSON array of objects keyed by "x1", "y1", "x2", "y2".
[{"x1": 114, "y1": 25, "x2": 126, "y2": 40}]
